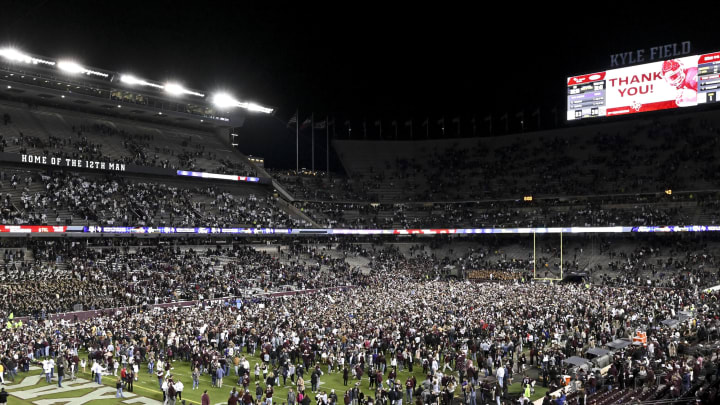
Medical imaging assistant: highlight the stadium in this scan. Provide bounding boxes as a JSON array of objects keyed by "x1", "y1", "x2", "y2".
[{"x1": 0, "y1": 4, "x2": 718, "y2": 405}]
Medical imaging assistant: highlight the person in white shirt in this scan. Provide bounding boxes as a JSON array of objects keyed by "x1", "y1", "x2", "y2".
[
  {"x1": 174, "y1": 381, "x2": 184, "y2": 400},
  {"x1": 288, "y1": 364, "x2": 295, "y2": 384},
  {"x1": 92, "y1": 361, "x2": 103, "y2": 385},
  {"x1": 43, "y1": 359, "x2": 52, "y2": 384},
  {"x1": 496, "y1": 365, "x2": 505, "y2": 388},
  {"x1": 48, "y1": 358, "x2": 55, "y2": 380}
]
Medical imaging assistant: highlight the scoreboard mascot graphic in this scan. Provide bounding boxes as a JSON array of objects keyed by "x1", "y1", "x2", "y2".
[{"x1": 661, "y1": 59, "x2": 697, "y2": 107}]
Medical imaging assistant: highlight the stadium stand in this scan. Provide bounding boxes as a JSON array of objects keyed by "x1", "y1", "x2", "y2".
[
  {"x1": 0, "y1": 100, "x2": 258, "y2": 176},
  {"x1": 1, "y1": 53, "x2": 720, "y2": 405},
  {"x1": 322, "y1": 111, "x2": 720, "y2": 203}
]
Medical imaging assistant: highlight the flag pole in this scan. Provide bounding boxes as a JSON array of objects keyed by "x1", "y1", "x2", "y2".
[
  {"x1": 326, "y1": 115, "x2": 330, "y2": 173},
  {"x1": 296, "y1": 109, "x2": 299, "y2": 172},
  {"x1": 311, "y1": 113, "x2": 315, "y2": 172}
]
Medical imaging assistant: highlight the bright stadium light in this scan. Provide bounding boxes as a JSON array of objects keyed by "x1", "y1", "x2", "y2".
[
  {"x1": 0, "y1": 48, "x2": 55, "y2": 65},
  {"x1": 164, "y1": 82, "x2": 184, "y2": 95},
  {"x1": 0, "y1": 48, "x2": 31, "y2": 63},
  {"x1": 212, "y1": 92, "x2": 238, "y2": 108},
  {"x1": 243, "y1": 102, "x2": 274, "y2": 114},
  {"x1": 57, "y1": 60, "x2": 84, "y2": 74},
  {"x1": 120, "y1": 74, "x2": 163, "y2": 89},
  {"x1": 211, "y1": 92, "x2": 273, "y2": 114},
  {"x1": 164, "y1": 82, "x2": 204, "y2": 97},
  {"x1": 57, "y1": 60, "x2": 109, "y2": 78},
  {"x1": 120, "y1": 74, "x2": 142, "y2": 85}
]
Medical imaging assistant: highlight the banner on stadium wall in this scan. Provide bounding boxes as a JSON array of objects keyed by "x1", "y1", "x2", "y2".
[
  {"x1": 567, "y1": 51, "x2": 720, "y2": 120},
  {"x1": 0, "y1": 225, "x2": 67, "y2": 233},
  {"x1": 0, "y1": 152, "x2": 268, "y2": 184}
]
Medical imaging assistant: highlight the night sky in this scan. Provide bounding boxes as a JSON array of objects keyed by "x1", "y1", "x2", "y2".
[{"x1": 0, "y1": 2, "x2": 713, "y2": 169}]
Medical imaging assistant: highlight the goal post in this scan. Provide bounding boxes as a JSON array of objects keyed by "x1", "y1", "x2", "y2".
[{"x1": 533, "y1": 231, "x2": 563, "y2": 281}]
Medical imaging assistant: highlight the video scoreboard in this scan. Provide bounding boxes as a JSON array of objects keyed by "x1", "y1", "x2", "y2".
[{"x1": 568, "y1": 51, "x2": 720, "y2": 120}]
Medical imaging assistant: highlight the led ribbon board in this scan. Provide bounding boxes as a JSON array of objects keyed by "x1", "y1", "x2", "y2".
[
  {"x1": 0, "y1": 225, "x2": 718, "y2": 234},
  {"x1": 76, "y1": 225, "x2": 720, "y2": 234},
  {"x1": 176, "y1": 170, "x2": 260, "y2": 182}
]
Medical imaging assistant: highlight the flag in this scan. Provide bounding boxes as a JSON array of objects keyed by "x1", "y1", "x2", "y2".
[
  {"x1": 374, "y1": 120, "x2": 381, "y2": 126},
  {"x1": 404, "y1": 120, "x2": 412, "y2": 127},
  {"x1": 531, "y1": 108, "x2": 541, "y2": 128},
  {"x1": 287, "y1": 111, "x2": 297, "y2": 128},
  {"x1": 315, "y1": 120, "x2": 326, "y2": 129},
  {"x1": 451, "y1": 117, "x2": 460, "y2": 124},
  {"x1": 436, "y1": 117, "x2": 444, "y2": 126},
  {"x1": 391, "y1": 120, "x2": 397, "y2": 127},
  {"x1": 301, "y1": 117, "x2": 312, "y2": 129},
  {"x1": 516, "y1": 111, "x2": 525, "y2": 131},
  {"x1": 344, "y1": 120, "x2": 351, "y2": 127},
  {"x1": 421, "y1": 118, "x2": 428, "y2": 126}
]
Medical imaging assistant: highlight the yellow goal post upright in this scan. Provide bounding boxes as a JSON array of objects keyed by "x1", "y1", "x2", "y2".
[{"x1": 533, "y1": 231, "x2": 563, "y2": 281}]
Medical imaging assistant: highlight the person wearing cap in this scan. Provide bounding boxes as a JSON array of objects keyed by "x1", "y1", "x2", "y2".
[
  {"x1": 243, "y1": 389, "x2": 254, "y2": 405},
  {"x1": 201, "y1": 390, "x2": 210, "y2": 405}
]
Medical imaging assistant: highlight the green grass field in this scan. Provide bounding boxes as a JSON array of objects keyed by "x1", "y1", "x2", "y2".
[{"x1": 5, "y1": 350, "x2": 548, "y2": 405}]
